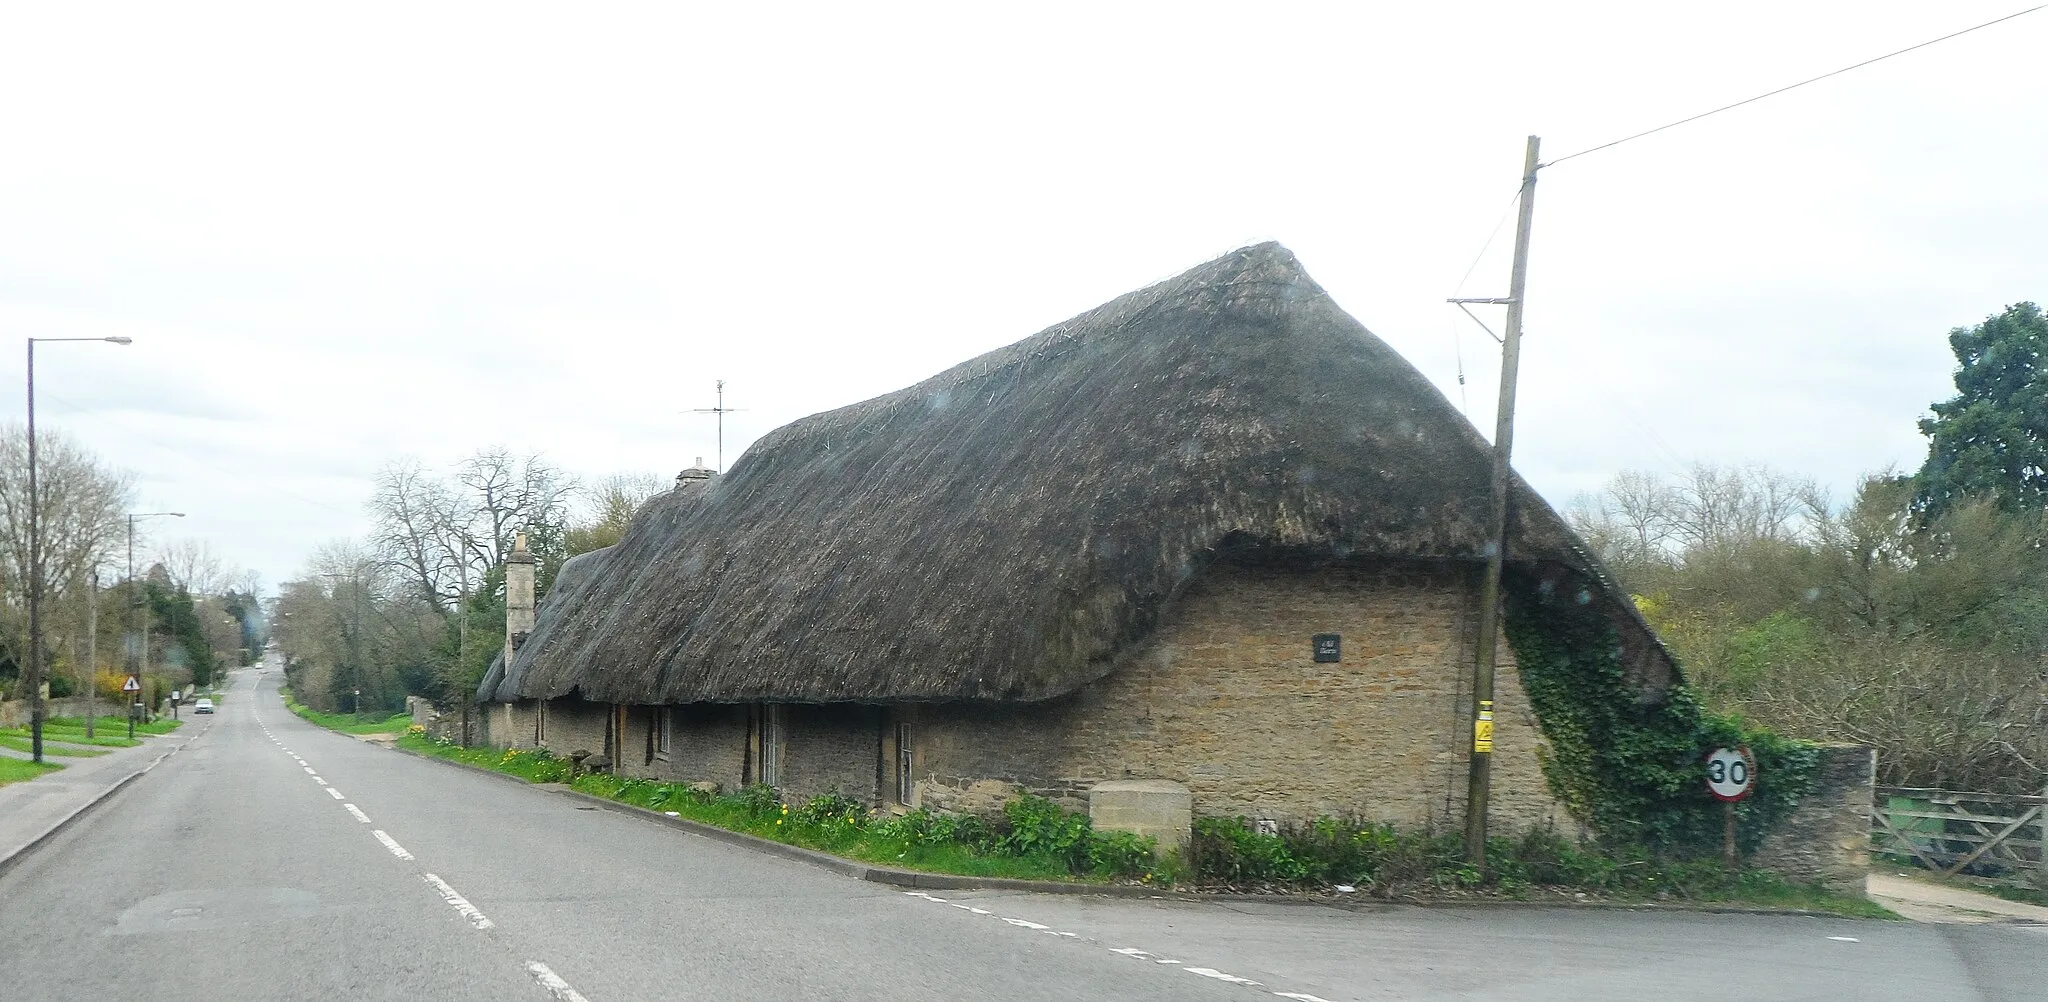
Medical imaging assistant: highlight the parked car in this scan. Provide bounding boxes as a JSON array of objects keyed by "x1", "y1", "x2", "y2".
[{"x1": 194, "y1": 698, "x2": 215, "y2": 714}]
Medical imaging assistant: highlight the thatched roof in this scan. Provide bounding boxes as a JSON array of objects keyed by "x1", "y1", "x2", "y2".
[{"x1": 485, "y1": 242, "x2": 1673, "y2": 706}]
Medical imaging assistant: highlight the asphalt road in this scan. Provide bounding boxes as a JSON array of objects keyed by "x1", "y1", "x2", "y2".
[{"x1": 2, "y1": 666, "x2": 2042, "y2": 1002}]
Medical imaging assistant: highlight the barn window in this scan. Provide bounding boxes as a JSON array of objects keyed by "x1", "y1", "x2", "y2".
[
  {"x1": 654, "y1": 707, "x2": 673, "y2": 760},
  {"x1": 752, "y1": 704, "x2": 785, "y2": 788}
]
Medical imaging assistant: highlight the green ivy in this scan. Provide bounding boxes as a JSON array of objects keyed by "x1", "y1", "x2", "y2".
[{"x1": 1504, "y1": 571, "x2": 1821, "y2": 857}]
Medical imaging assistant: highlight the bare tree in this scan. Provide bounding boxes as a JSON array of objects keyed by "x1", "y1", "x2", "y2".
[
  {"x1": 156, "y1": 538, "x2": 228, "y2": 596},
  {"x1": 0, "y1": 425, "x2": 134, "y2": 684},
  {"x1": 566, "y1": 471, "x2": 664, "y2": 555}
]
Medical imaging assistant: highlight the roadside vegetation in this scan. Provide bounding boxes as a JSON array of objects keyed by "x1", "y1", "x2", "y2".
[
  {"x1": 281, "y1": 688, "x2": 412, "y2": 736},
  {"x1": 1570, "y1": 304, "x2": 2048, "y2": 797},
  {"x1": 395, "y1": 732, "x2": 1887, "y2": 916},
  {"x1": 0, "y1": 757, "x2": 63, "y2": 787},
  {"x1": 0, "y1": 735, "x2": 109, "y2": 757}
]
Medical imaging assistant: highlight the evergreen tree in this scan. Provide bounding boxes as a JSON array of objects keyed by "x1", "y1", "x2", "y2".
[{"x1": 1916, "y1": 302, "x2": 2048, "y2": 516}]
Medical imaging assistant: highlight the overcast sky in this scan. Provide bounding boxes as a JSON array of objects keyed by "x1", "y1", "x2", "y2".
[{"x1": 1, "y1": 2, "x2": 2042, "y2": 591}]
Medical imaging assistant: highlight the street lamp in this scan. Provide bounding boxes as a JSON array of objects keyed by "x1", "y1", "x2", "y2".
[
  {"x1": 126, "y1": 511, "x2": 185, "y2": 739},
  {"x1": 25, "y1": 335, "x2": 131, "y2": 763}
]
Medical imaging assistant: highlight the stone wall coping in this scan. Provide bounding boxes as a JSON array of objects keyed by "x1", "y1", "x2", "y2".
[
  {"x1": 388, "y1": 743, "x2": 1884, "y2": 917},
  {"x1": 1090, "y1": 779, "x2": 1191, "y2": 795}
]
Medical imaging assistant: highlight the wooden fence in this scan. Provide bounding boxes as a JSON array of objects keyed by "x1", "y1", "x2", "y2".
[{"x1": 1872, "y1": 786, "x2": 2047, "y2": 884}]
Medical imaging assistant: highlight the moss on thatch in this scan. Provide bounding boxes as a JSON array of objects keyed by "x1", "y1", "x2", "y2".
[{"x1": 486, "y1": 242, "x2": 1671, "y2": 705}]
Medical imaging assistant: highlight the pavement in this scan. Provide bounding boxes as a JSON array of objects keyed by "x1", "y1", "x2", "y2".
[
  {"x1": 1869, "y1": 871, "x2": 2048, "y2": 924},
  {"x1": 2, "y1": 664, "x2": 2045, "y2": 1001},
  {"x1": 0, "y1": 705, "x2": 211, "y2": 879}
]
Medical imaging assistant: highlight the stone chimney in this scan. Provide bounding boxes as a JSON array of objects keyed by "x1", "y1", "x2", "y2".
[
  {"x1": 676, "y1": 456, "x2": 716, "y2": 486},
  {"x1": 505, "y1": 529, "x2": 536, "y2": 667}
]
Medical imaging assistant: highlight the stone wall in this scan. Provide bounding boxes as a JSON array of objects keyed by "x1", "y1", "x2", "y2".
[
  {"x1": 1749, "y1": 744, "x2": 1874, "y2": 894},
  {"x1": 537, "y1": 697, "x2": 611, "y2": 761},
  {"x1": 654, "y1": 704, "x2": 751, "y2": 791},
  {"x1": 485, "y1": 700, "x2": 542, "y2": 749},
  {"x1": 918, "y1": 558, "x2": 1574, "y2": 833},
  {"x1": 777, "y1": 704, "x2": 882, "y2": 804}
]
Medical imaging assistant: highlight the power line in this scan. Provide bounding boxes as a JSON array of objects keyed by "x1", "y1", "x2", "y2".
[{"x1": 1545, "y1": 4, "x2": 2047, "y2": 167}]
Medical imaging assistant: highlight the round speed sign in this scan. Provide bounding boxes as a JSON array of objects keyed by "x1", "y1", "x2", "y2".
[{"x1": 1705, "y1": 746, "x2": 1756, "y2": 802}]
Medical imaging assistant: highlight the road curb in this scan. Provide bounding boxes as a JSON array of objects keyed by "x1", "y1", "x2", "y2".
[{"x1": 0, "y1": 722, "x2": 211, "y2": 883}]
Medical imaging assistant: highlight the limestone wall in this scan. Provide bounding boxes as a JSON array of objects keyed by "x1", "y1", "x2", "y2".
[
  {"x1": 919, "y1": 558, "x2": 1574, "y2": 833},
  {"x1": 1750, "y1": 744, "x2": 1875, "y2": 894},
  {"x1": 537, "y1": 697, "x2": 610, "y2": 761}
]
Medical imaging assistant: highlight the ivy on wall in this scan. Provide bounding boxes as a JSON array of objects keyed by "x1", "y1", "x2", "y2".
[{"x1": 1503, "y1": 570, "x2": 1821, "y2": 856}]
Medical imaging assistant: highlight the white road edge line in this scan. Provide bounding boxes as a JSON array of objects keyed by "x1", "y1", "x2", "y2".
[
  {"x1": 326, "y1": 788, "x2": 344, "y2": 800},
  {"x1": 422, "y1": 873, "x2": 495, "y2": 930},
  {"x1": 371, "y1": 829, "x2": 413, "y2": 859},
  {"x1": 525, "y1": 961, "x2": 592, "y2": 1002},
  {"x1": 1272, "y1": 994, "x2": 1335, "y2": 1002},
  {"x1": 345, "y1": 804, "x2": 372, "y2": 824},
  {"x1": 1185, "y1": 967, "x2": 1262, "y2": 986}
]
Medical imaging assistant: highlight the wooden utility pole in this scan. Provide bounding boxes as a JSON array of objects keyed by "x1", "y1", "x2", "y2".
[{"x1": 1451, "y1": 135, "x2": 1541, "y2": 863}]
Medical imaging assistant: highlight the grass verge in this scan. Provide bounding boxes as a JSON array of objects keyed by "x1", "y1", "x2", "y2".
[
  {"x1": 0, "y1": 757, "x2": 64, "y2": 787},
  {"x1": 42, "y1": 715, "x2": 181, "y2": 737},
  {"x1": 281, "y1": 690, "x2": 413, "y2": 735},
  {"x1": 392, "y1": 734, "x2": 1887, "y2": 916},
  {"x1": 395, "y1": 734, "x2": 1121, "y2": 883},
  {"x1": 0, "y1": 734, "x2": 111, "y2": 757},
  {"x1": 6, "y1": 726, "x2": 141, "y2": 748}
]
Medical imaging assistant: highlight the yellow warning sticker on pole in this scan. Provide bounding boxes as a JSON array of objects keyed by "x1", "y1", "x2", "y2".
[{"x1": 1474, "y1": 719, "x2": 1494, "y2": 752}]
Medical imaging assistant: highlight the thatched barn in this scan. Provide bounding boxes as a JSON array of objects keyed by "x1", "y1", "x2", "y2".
[{"x1": 479, "y1": 242, "x2": 1676, "y2": 832}]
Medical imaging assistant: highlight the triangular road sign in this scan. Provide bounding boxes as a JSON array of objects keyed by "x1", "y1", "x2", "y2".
[{"x1": 122, "y1": 675, "x2": 141, "y2": 692}]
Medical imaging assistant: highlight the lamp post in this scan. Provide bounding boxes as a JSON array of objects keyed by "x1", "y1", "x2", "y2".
[
  {"x1": 126, "y1": 511, "x2": 184, "y2": 739},
  {"x1": 25, "y1": 335, "x2": 131, "y2": 763}
]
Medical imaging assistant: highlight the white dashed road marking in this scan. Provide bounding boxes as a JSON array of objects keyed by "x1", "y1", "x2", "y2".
[
  {"x1": 911, "y1": 891, "x2": 1320, "y2": 999},
  {"x1": 525, "y1": 962, "x2": 592, "y2": 1002},
  {"x1": 422, "y1": 873, "x2": 495, "y2": 930},
  {"x1": 1185, "y1": 967, "x2": 1263, "y2": 986},
  {"x1": 345, "y1": 804, "x2": 373, "y2": 824},
  {"x1": 326, "y1": 788, "x2": 345, "y2": 799},
  {"x1": 372, "y1": 829, "x2": 414, "y2": 860}
]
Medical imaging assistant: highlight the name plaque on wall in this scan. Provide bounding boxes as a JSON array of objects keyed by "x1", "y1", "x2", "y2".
[{"x1": 1312, "y1": 633, "x2": 1341, "y2": 663}]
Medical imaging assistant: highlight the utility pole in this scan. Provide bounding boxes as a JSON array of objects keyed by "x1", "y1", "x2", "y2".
[
  {"x1": 1449, "y1": 135, "x2": 1542, "y2": 863},
  {"x1": 689, "y1": 380, "x2": 744, "y2": 473}
]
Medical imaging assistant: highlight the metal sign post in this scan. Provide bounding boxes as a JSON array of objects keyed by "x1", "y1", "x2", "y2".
[
  {"x1": 1706, "y1": 746, "x2": 1757, "y2": 867},
  {"x1": 122, "y1": 674, "x2": 142, "y2": 738}
]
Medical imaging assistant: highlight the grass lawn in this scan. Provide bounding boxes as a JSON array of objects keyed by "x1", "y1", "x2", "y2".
[
  {"x1": 281, "y1": 691, "x2": 412, "y2": 736},
  {"x1": 6, "y1": 725, "x2": 140, "y2": 748},
  {"x1": 45, "y1": 715, "x2": 181, "y2": 737},
  {"x1": 0, "y1": 734, "x2": 111, "y2": 757},
  {"x1": 0, "y1": 757, "x2": 64, "y2": 787}
]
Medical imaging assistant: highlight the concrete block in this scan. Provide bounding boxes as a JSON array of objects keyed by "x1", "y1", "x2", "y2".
[{"x1": 1090, "y1": 779, "x2": 1192, "y2": 854}]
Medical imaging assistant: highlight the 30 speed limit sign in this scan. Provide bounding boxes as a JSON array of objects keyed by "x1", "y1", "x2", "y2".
[{"x1": 1705, "y1": 746, "x2": 1756, "y2": 802}]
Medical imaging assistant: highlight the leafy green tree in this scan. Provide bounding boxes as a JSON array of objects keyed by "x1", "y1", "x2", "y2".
[{"x1": 1916, "y1": 302, "x2": 2048, "y2": 516}]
